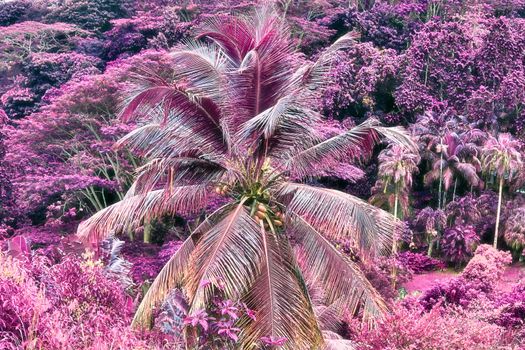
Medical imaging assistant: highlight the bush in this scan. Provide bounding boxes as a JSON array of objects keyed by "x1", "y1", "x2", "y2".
[
  {"x1": 440, "y1": 225, "x2": 480, "y2": 265},
  {"x1": 397, "y1": 251, "x2": 445, "y2": 274},
  {"x1": 418, "y1": 245, "x2": 512, "y2": 310},
  {"x1": 0, "y1": 250, "x2": 171, "y2": 349},
  {"x1": 352, "y1": 302, "x2": 515, "y2": 350}
]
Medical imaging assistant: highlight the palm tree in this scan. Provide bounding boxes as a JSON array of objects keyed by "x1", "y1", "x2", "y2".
[
  {"x1": 482, "y1": 133, "x2": 523, "y2": 249},
  {"x1": 370, "y1": 145, "x2": 419, "y2": 287},
  {"x1": 77, "y1": 8, "x2": 415, "y2": 349},
  {"x1": 410, "y1": 111, "x2": 455, "y2": 210},
  {"x1": 424, "y1": 132, "x2": 482, "y2": 206},
  {"x1": 371, "y1": 145, "x2": 420, "y2": 221},
  {"x1": 413, "y1": 207, "x2": 446, "y2": 257}
]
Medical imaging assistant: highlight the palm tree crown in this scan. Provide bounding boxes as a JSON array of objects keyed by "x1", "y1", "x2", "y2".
[
  {"x1": 482, "y1": 133, "x2": 522, "y2": 182},
  {"x1": 77, "y1": 8, "x2": 415, "y2": 349},
  {"x1": 424, "y1": 132, "x2": 482, "y2": 193},
  {"x1": 371, "y1": 145, "x2": 419, "y2": 217}
]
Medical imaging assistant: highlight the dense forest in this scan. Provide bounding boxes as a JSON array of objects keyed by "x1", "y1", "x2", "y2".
[{"x1": 1, "y1": 0, "x2": 525, "y2": 349}]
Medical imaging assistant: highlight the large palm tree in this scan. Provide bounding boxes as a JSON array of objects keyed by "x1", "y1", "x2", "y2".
[{"x1": 77, "y1": 8, "x2": 415, "y2": 349}]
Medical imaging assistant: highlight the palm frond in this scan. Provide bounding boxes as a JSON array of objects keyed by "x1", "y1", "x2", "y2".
[
  {"x1": 285, "y1": 118, "x2": 417, "y2": 179},
  {"x1": 132, "y1": 203, "x2": 231, "y2": 330},
  {"x1": 121, "y1": 84, "x2": 220, "y2": 126},
  {"x1": 132, "y1": 233, "x2": 197, "y2": 329},
  {"x1": 76, "y1": 186, "x2": 208, "y2": 245},
  {"x1": 131, "y1": 156, "x2": 226, "y2": 195},
  {"x1": 115, "y1": 111, "x2": 226, "y2": 159},
  {"x1": 239, "y1": 227, "x2": 323, "y2": 350},
  {"x1": 185, "y1": 201, "x2": 263, "y2": 310},
  {"x1": 453, "y1": 162, "x2": 480, "y2": 187},
  {"x1": 238, "y1": 95, "x2": 295, "y2": 140},
  {"x1": 197, "y1": 16, "x2": 254, "y2": 64},
  {"x1": 225, "y1": 9, "x2": 295, "y2": 131},
  {"x1": 285, "y1": 31, "x2": 359, "y2": 93},
  {"x1": 171, "y1": 41, "x2": 229, "y2": 99},
  {"x1": 292, "y1": 215, "x2": 388, "y2": 321},
  {"x1": 237, "y1": 95, "x2": 322, "y2": 157},
  {"x1": 280, "y1": 183, "x2": 400, "y2": 256}
]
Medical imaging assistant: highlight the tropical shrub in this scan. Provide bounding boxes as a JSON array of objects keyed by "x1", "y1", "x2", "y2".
[
  {"x1": 440, "y1": 225, "x2": 479, "y2": 265},
  {"x1": 396, "y1": 251, "x2": 445, "y2": 274},
  {"x1": 3, "y1": 50, "x2": 175, "y2": 225},
  {"x1": 418, "y1": 244, "x2": 512, "y2": 310},
  {"x1": 45, "y1": 0, "x2": 131, "y2": 32},
  {"x1": 352, "y1": 302, "x2": 513, "y2": 350},
  {"x1": 0, "y1": 250, "x2": 169, "y2": 349}
]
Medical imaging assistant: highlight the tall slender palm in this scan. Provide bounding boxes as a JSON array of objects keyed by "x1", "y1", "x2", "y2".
[
  {"x1": 482, "y1": 133, "x2": 523, "y2": 249},
  {"x1": 410, "y1": 111, "x2": 456, "y2": 210},
  {"x1": 371, "y1": 145, "x2": 420, "y2": 221},
  {"x1": 370, "y1": 145, "x2": 419, "y2": 287},
  {"x1": 424, "y1": 132, "x2": 482, "y2": 206},
  {"x1": 77, "y1": 8, "x2": 415, "y2": 349}
]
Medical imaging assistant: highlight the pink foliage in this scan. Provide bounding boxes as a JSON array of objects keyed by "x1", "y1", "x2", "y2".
[
  {"x1": 352, "y1": 302, "x2": 517, "y2": 350},
  {"x1": 0, "y1": 251, "x2": 171, "y2": 349}
]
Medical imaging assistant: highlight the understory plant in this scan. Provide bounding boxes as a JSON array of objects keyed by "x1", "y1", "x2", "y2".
[
  {"x1": 503, "y1": 205, "x2": 525, "y2": 260},
  {"x1": 440, "y1": 225, "x2": 480, "y2": 266},
  {"x1": 77, "y1": 7, "x2": 415, "y2": 349}
]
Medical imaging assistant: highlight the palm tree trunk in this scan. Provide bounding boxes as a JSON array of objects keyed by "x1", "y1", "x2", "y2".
[
  {"x1": 494, "y1": 176, "x2": 504, "y2": 249},
  {"x1": 452, "y1": 178, "x2": 457, "y2": 202},
  {"x1": 144, "y1": 221, "x2": 153, "y2": 243},
  {"x1": 391, "y1": 191, "x2": 399, "y2": 289},
  {"x1": 427, "y1": 239, "x2": 434, "y2": 257},
  {"x1": 438, "y1": 138, "x2": 443, "y2": 209}
]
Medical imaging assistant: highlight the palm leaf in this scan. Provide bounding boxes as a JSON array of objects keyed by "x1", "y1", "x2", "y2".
[
  {"x1": 131, "y1": 156, "x2": 226, "y2": 195},
  {"x1": 280, "y1": 183, "x2": 399, "y2": 256},
  {"x1": 171, "y1": 41, "x2": 229, "y2": 99},
  {"x1": 115, "y1": 111, "x2": 226, "y2": 157},
  {"x1": 453, "y1": 162, "x2": 480, "y2": 187},
  {"x1": 131, "y1": 205, "x2": 229, "y2": 330},
  {"x1": 77, "y1": 186, "x2": 208, "y2": 245},
  {"x1": 321, "y1": 331, "x2": 356, "y2": 350},
  {"x1": 197, "y1": 16, "x2": 254, "y2": 64},
  {"x1": 185, "y1": 201, "x2": 263, "y2": 310},
  {"x1": 223, "y1": 8, "x2": 295, "y2": 132},
  {"x1": 132, "y1": 233, "x2": 197, "y2": 329},
  {"x1": 285, "y1": 119, "x2": 417, "y2": 179},
  {"x1": 237, "y1": 95, "x2": 321, "y2": 158},
  {"x1": 284, "y1": 31, "x2": 359, "y2": 94},
  {"x1": 238, "y1": 227, "x2": 323, "y2": 350},
  {"x1": 292, "y1": 215, "x2": 388, "y2": 321}
]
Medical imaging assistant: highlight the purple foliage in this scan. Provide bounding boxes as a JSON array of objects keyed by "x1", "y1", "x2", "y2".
[
  {"x1": 495, "y1": 283, "x2": 525, "y2": 329},
  {"x1": 0, "y1": 250, "x2": 170, "y2": 349},
  {"x1": 397, "y1": 251, "x2": 445, "y2": 274},
  {"x1": 440, "y1": 225, "x2": 480, "y2": 265},
  {"x1": 419, "y1": 244, "x2": 512, "y2": 310},
  {"x1": 1, "y1": 1, "x2": 525, "y2": 349}
]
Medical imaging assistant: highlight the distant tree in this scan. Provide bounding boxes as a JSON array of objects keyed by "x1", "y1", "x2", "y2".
[
  {"x1": 482, "y1": 133, "x2": 523, "y2": 248},
  {"x1": 424, "y1": 132, "x2": 482, "y2": 205},
  {"x1": 45, "y1": 0, "x2": 131, "y2": 32},
  {"x1": 371, "y1": 144, "x2": 419, "y2": 286}
]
